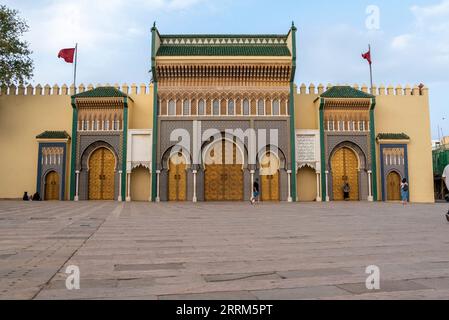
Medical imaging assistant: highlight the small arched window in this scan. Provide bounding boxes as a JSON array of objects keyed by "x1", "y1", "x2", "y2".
[
  {"x1": 258, "y1": 99, "x2": 265, "y2": 115},
  {"x1": 183, "y1": 100, "x2": 190, "y2": 116},
  {"x1": 198, "y1": 100, "x2": 205, "y2": 115},
  {"x1": 243, "y1": 99, "x2": 250, "y2": 115},
  {"x1": 272, "y1": 100, "x2": 280, "y2": 116},
  {"x1": 213, "y1": 100, "x2": 220, "y2": 115},
  {"x1": 168, "y1": 100, "x2": 176, "y2": 116},
  {"x1": 228, "y1": 100, "x2": 235, "y2": 116}
]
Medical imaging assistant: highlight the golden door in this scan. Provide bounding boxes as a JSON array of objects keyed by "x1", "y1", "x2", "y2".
[
  {"x1": 89, "y1": 148, "x2": 115, "y2": 200},
  {"x1": 387, "y1": 171, "x2": 401, "y2": 201},
  {"x1": 168, "y1": 153, "x2": 187, "y2": 201},
  {"x1": 261, "y1": 173, "x2": 280, "y2": 201},
  {"x1": 331, "y1": 147, "x2": 359, "y2": 201},
  {"x1": 45, "y1": 171, "x2": 59, "y2": 200},
  {"x1": 205, "y1": 140, "x2": 243, "y2": 201},
  {"x1": 260, "y1": 152, "x2": 280, "y2": 201}
]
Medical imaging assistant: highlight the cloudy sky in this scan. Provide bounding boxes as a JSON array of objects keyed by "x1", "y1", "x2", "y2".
[{"x1": 4, "y1": 0, "x2": 449, "y2": 139}]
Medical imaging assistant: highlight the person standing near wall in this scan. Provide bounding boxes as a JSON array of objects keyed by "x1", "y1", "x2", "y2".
[
  {"x1": 401, "y1": 178, "x2": 409, "y2": 206},
  {"x1": 343, "y1": 182, "x2": 350, "y2": 201},
  {"x1": 443, "y1": 165, "x2": 449, "y2": 221}
]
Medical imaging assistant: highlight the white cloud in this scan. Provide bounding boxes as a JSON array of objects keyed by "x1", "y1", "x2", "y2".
[
  {"x1": 388, "y1": 0, "x2": 449, "y2": 82},
  {"x1": 391, "y1": 34, "x2": 413, "y2": 50}
]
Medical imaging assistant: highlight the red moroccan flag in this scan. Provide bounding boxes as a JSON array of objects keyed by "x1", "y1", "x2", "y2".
[
  {"x1": 58, "y1": 48, "x2": 76, "y2": 63},
  {"x1": 362, "y1": 49, "x2": 372, "y2": 65}
]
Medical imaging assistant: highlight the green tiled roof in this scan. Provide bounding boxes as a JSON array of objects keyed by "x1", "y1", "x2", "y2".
[
  {"x1": 321, "y1": 86, "x2": 375, "y2": 99},
  {"x1": 377, "y1": 133, "x2": 410, "y2": 140},
  {"x1": 72, "y1": 87, "x2": 128, "y2": 99},
  {"x1": 36, "y1": 131, "x2": 70, "y2": 140},
  {"x1": 157, "y1": 45, "x2": 291, "y2": 56}
]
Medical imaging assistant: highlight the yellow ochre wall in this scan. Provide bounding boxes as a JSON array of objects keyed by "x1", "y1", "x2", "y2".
[
  {"x1": 374, "y1": 90, "x2": 434, "y2": 203},
  {"x1": 0, "y1": 84, "x2": 154, "y2": 200},
  {"x1": 0, "y1": 93, "x2": 72, "y2": 199}
]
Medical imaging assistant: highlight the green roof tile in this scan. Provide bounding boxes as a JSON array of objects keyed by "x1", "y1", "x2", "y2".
[
  {"x1": 321, "y1": 86, "x2": 375, "y2": 99},
  {"x1": 36, "y1": 131, "x2": 70, "y2": 140},
  {"x1": 157, "y1": 45, "x2": 291, "y2": 57},
  {"x1": 377, "y1": 133, "x2": 410, "y2": 140},
  {"x1": 72, "y1": 87, "x2": 128, "y2": 99}
]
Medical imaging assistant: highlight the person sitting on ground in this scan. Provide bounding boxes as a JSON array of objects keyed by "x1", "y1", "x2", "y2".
[
  {"x1": 32, "y1": 192, "x2": 41, "y2": 201},
  {"x1": 22, "y1": 192, "x2": 29, "y2": 201}
]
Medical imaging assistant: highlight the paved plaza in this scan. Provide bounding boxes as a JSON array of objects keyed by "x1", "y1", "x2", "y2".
[{"x1": 0, "y1": 200, "x2": 449, "y2": 300}]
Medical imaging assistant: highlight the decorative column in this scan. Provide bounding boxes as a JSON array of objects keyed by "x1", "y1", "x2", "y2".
[
  {"x1": 126, "y1": 172, "x2": 131, "y2": 202},
  {"x1": 118, "y1": 171, "x2": 123, "y2": 202},
  {"x1": 367, "y1": 170, "x2": 373, "y2": 202},
  {"x1": 287, "y1": 170, "x2": 293, "y2": 202},
  {"x1": 316, "y1": 171, "x2": 322, "y2": 202},
  {"x1": 74, "y1": 170, "x2": 80, "y2": 201},
  {"x1": 250, "y1": 170, "x2": 255, "y2": 201},
  {"x1": 325, "y1": 170, "x2": 330, "y2": 202},
  {"x1": 192, "y1": 170, "x2": 197, "y2": 203},
  {"x1": 156, "y1": 170, "x2": 161, "y2": 202}
]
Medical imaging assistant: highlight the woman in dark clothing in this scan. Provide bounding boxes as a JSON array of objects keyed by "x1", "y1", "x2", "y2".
[{"x1": 23, "y1": 192, "x2": 29, "y2": 201}]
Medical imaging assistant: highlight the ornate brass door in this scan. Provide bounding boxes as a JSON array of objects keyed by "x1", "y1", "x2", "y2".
[
  {"x1": 331, "y1": 147, "x2": 359, "y2": 201},
  {"x1": 261, "y1": 173, "x2": 279, "y2": 201},
  {"x1": 168, "y1": 153, "x2": 187, "y2": 201},
  {"x1": 89, "y1": 148, "x2": 115, "y2": 200},
  {"x1": 45, "y1": 171, "x2": 59, "y2": 200},
  {"x1": 260, "y1": 152, "x2": 280, "y2": 201},
  {"x1": 205, "y1": 140, "x2": 243, "y2": 201},
  {"x1": 387, "y1": 171, "x2": 401, "y2": 201}
]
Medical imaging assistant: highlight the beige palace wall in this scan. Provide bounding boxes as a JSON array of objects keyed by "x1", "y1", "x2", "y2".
[
  {"x1": 374, "y1": 91, "x2": 434, "y2": 203},
  {"x1": 127, "y1": 86, "x2": 154, "y2": 200},
  {"x1": 0, "y1": 93, "x2": 72, "y2": 199},
  {"x1": 294, "y1": 85, "x2": 319, "y2": 130},
  {"x1": 128, "y1": 85, "x2": 154, "y2": 129}
]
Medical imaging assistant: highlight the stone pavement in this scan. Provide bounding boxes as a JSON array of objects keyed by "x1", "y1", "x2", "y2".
[{"x1": 0, "y1": 200, "x2": 449, "y2": 300}]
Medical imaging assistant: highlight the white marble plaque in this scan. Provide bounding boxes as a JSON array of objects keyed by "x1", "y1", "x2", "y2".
[{"x1": 297, "y1": 135, "x2": 316, "y2": 163}]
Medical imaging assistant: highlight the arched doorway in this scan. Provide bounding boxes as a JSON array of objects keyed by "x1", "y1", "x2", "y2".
[
  {"x1": 297, "y1": 166, "x2": 317, "y2": 202},
  {"x1": 131, "y1": 166, "x2": 151, "y2": 201},
  {"x1": 204, "y1": 139, "x2": 244, "y2": 201},
  {"x1": 88, "y1": 147, "x2": 115, "y2": 200},
  {"x1": 168, "y1": 152, "x2": 187, "y2": 201},
  {"x1": 331, "y1": 147, "x2": 359, "y2": 201},
  {"x1": 387, "y1": 171, "x2": 402, "y2": 201},
  {"x1": 45, "y1": 171, "x2": 59, "y2": 200},
  {"x1": 260, "y1": 152, "x2": 280, "y2": 201}
]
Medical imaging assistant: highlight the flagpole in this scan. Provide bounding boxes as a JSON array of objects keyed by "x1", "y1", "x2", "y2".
[
  {"x1": 368, "y1": 44, "x2": 373, "y2": 93},
  {"x1": 73, "y1": 43, "x2": 78, "y2": 94}
]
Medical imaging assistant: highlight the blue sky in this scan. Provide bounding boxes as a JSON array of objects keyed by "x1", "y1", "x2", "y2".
[{"x1": 4, "y1": 0, "x2": 449, "y2": 139}]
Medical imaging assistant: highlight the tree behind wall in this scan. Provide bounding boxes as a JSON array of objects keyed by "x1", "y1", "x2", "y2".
[{"x1": 0, "y1": 5, "x2": 33, "y2": 86}]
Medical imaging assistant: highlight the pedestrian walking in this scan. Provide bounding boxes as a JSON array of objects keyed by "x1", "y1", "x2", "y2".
[
  {"x1": 251, "y1": 178, "x2": 260, "y2": 205},
  {"x1": 401, "y1": 178, "x2": 409, "y2": 205}
]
